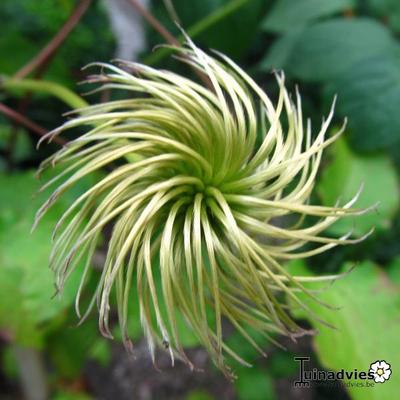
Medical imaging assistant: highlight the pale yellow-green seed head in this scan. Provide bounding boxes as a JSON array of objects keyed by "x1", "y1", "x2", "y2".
[{"x1": 35, "y1": 39, "x2": 372, "y2": 378}]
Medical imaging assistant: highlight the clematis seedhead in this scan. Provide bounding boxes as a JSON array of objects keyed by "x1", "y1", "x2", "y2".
[{"x1": 35, "y1": 39, "x2": 372, "y2": 377}]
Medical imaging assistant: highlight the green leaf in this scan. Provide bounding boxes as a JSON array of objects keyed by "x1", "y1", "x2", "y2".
[
  {"x1": 260, "y1": 27, "x2": 304, "y2": 72},
  {"x1": 0, "y1": 262, "x2": 43, "y2": 346},
  {"x1": 0, "y1": 171, "x2": 97, "y2": 346},
  {"x1": 262, "y1": 0, "x2": 354, "y2": 33},
  {"x1": 317, "y1": 137, "x2": 400, "y2": 236},
  {"x1": 299, "y1": 261, "x2": 400, "y2": 400},
  {"x1": 325, "y1": 53, "x2": 400, "y2": 151},
  {"x1": 263, "y1": 19, "x2": 400, "y2": 152},
  {"x1": 261, "y1": 18, "x2": 396, "y2": 81}
]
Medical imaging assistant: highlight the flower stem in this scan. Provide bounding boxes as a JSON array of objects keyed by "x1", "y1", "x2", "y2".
[
  {"x1": 1, "y1": 78, "x2": 88, "y2": 110},
  {"x1": 127, "y1": 0, "x2": 180, "y2": 47}
]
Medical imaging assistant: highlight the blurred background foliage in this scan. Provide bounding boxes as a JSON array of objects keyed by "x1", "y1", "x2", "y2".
[{"x1": 0, "y1": 0, "x2": 399, "y2": 399}]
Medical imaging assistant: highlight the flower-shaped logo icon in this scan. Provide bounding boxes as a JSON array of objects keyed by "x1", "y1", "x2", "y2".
[{"x1": 369, "y1": 360, "x2": 392, "y2": 383}]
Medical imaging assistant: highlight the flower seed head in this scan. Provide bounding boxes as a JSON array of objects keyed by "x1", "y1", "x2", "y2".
[{"x1": 36, "y1": 39, "x2": 372, "y2": 377}]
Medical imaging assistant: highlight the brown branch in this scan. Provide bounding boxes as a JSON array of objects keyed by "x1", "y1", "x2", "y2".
[
  {"x1": 14, "y1": 0, "x2": 92, "y2": 79},
  {"x1": 6, "y1": 0, "x2": 90, "y2": 159},
  {"x1": 126, "y1": 0, "x2": 213, "y2": 90},
  {"x1": 126, "y1": 0, "x2": 180, "y2": 47},
  {"x1": 0, "y1": 103, "x2": 66, "y2": 145}
]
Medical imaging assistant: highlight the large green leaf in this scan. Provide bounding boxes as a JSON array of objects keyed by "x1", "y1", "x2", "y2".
[
  {"x1": 0, "y1": 171, "x2": 95, "y2": 346},
  {"x1": 325, "y1": 53, "x2": 400, "y2": 151},
  {"x1": 317, "y1": 137, "x2": 400, "y2": 236},
  {"x1": 262, "y1": 0, "x2": 354, "y2": 33},
  {"x1": 260, "y1": 27, "x2": 303, "y2": 72},
  {"x1": 292, "y1": 261, "x2": 400, "y2": 400},
  {"x1": 261, "y1": 18, "x2": 396, "y2": 81}
]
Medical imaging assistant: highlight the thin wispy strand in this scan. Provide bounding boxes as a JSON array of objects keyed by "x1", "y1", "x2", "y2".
[{"x1": 35, "y1": 39, "x2": 373, "y2": 378}]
